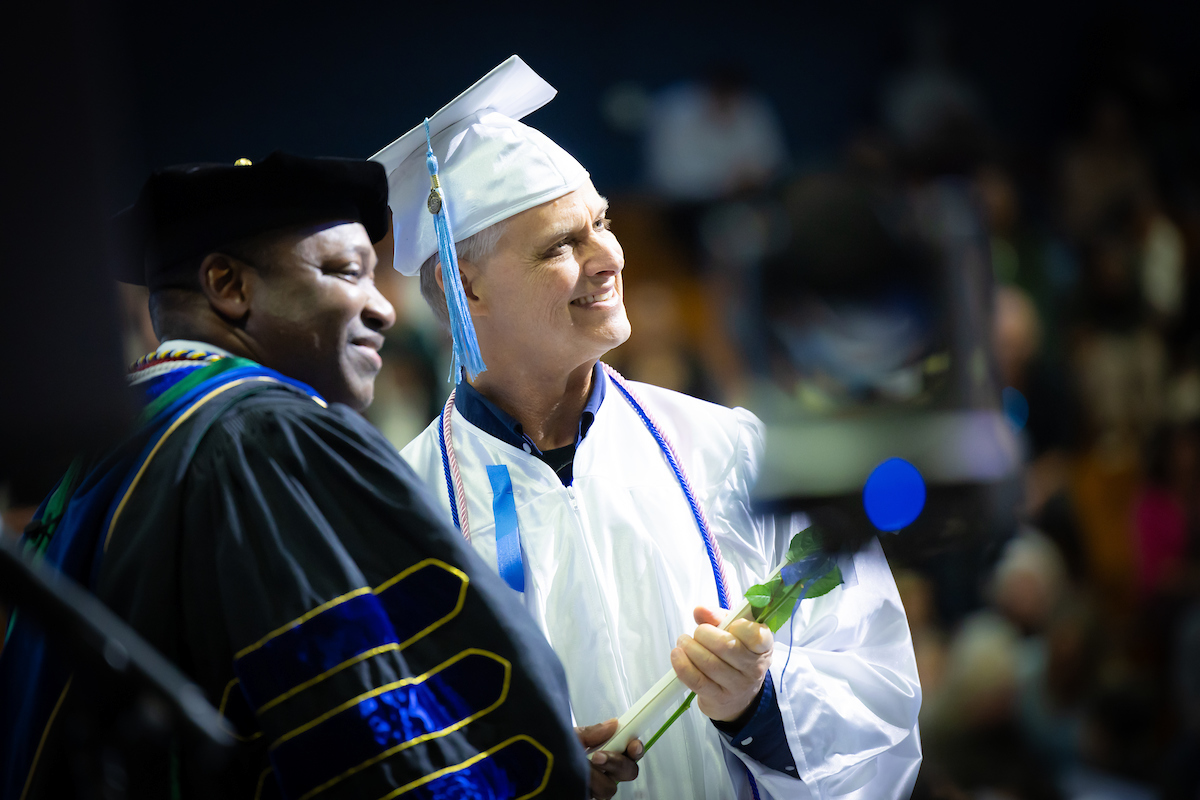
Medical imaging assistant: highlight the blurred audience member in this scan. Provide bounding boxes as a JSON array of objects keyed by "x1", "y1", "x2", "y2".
[
  {"x1": 645, "y1": 62, "x2": 787, "y2": 204},
  {"x1": 1059, "y1": 95, "x2": 1155, "y2": 244},
  {"x1": 922, "y1": 612, "x2": 1062, "y2": 799},
  {"x1": 976, "y1": 163, "x2": 1075, "y2": 358},
  {"x1": 882, "y1": 8, "x2": 989, "y2": 175},
  {"x1": 642, "y1": 63, "x2": 790, "y2": 402},
  {"x1": 1059, "y1": 680, "x2": 1159, "y2": 800},
  {"x1": 1018, "y1": 599, "x2": 1105, "y2": 780},
  {"x1": 1141, "y1": 208, "x2": 1187, "y2": 324},
  {"x1": 990, "y1": 528, "x2": 1070, "y2": 636},
  {"x1": 1132, "y1": 423, "x2": 1197, "y2": 598},
  {"x1": 993, "y1": 285, "x2": 1084, "y2": 576}
]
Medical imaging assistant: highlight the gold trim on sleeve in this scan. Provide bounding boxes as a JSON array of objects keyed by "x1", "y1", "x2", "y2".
[
  {"x1": 235, "y1": 588, "x2": 373, "y2": 660},
  {"x1": 104, "y1": 377, "x2": 282, "y2": 553},
  {"x1": 253, "y1": 766, "x2": 274, "y2": 800},
  {"x1": 256, "y1": 643, "x2": 400, "y2": 714},
  {"x1": 379, "y1": 559, "x2": 469, "y2": 651},
  {"x1": 19, "y1": 675, "x2": 73, "y2": 800},
  {"x1": 216, "y1": 677, "x2": 263, "y2": 742},
  {"x1": 376, "y1": 734, "x2": 554, "y2": 800},
  {"x1": 217, "y1": 675, "x2": 240, "y2": 717}
]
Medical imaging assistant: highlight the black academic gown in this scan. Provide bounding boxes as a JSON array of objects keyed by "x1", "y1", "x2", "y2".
[{"x1": 27, "y1": 380, "x2": 587, "y2": 800}]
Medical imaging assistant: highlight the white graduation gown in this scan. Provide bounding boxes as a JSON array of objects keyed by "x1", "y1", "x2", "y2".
[{"x1": 401, "y1": 375, "x2": 922, "y2": 799}]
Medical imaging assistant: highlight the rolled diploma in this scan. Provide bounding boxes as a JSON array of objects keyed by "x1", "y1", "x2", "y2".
[{"x1": 597, "y1": 561, "x2": 787, "y2": 754}]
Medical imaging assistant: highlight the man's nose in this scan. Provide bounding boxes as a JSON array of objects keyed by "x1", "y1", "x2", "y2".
[
  {"x1": 584, "y1": 234, "x2": 624, "y2": 277},
  {"x1": 363, "y1": 282, "x2": 396, "y2": 332}
]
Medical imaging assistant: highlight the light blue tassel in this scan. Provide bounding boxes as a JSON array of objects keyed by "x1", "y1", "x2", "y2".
[{"x1": 424, "y1": 118, "x2": 487, "y2": 383}]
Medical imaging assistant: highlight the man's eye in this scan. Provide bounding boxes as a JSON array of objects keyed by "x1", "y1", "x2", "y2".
[
  {"x1": 330, "y1": 265, "x2": 362, "y2": 280},
  {"x1": 594, "y1": 217, "x2": 612, "y2": 231}
]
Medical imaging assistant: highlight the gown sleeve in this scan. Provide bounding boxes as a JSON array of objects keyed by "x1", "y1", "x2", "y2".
[
  {"x1": 179, "y1": 392, "x2": 588, "y2": 800},
  {"x1": 707, "y1": 407, "x2": 923, "y2": 800}
]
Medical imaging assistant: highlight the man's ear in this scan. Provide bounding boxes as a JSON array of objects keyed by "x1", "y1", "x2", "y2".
[
  {"x1": 434, "y1": 257, "x2": 487, "y2": 317},
  {"x1": 373, "y1": 207, "x2": 394, "y2": 273},
  {"x1": 197, "y1": 253, "x2": 252, "y2": 322}
]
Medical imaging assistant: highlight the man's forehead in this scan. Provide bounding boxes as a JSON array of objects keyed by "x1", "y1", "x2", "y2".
[
  {"x1": 290, "y1": 220, "x2": 375, "y2": 257},
  {"x1": 519, "y1": 186, "x2": 609, "y2": 237}
]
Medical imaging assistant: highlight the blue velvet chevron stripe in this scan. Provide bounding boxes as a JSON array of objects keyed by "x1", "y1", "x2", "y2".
[
  {"x1": 269, "y1": 650, "x2": 512, "y2": 800},
  {"x1": 234, "y1": 560, "x2": 468, "y2": 713},
  {"x1": 235, "y1": 591, "x2": 396, "y2": 712},
  {"x1": 374, "y1": 561, "x2": 469, "y2": 649}
]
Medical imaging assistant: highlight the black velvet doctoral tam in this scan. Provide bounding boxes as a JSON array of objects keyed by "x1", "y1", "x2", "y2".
[{"x1": 114, "y1": 151, "x2": 389, "y2": 288}]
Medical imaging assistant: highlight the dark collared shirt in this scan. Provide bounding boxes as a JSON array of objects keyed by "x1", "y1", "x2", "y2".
[{"x1": 454, "y1": 363, "x2": 606, "y2": 486}]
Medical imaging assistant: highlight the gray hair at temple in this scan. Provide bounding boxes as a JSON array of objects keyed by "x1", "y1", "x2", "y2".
[{"x1": 418, "y1": 219, "x2": 510, "y2": 329}]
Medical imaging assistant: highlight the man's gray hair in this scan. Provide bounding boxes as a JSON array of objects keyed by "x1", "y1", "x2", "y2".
[{"x1": 418, "y1": 219, "x2": 509, "y2": 328}]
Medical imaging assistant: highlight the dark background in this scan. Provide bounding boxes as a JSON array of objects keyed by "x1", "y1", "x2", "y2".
[{"x1": 108, "y1": 0, "x2": 1199, "y2": 205}]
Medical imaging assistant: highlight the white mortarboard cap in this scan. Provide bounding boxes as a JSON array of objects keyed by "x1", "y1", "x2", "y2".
[{"x1": 371, "y1": 55, "x2": 589, "y2": 276}]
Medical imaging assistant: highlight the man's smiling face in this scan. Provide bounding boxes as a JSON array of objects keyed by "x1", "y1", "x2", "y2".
[
  {"x1": 242, "y1": 221, "x2": 395, "y2": 410},
  {"x1": 467, "y1": 181, "x2": 631, "y2": 376}
]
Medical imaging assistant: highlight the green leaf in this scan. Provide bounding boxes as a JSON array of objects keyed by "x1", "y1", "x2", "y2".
[
  {"x1": 785, "y1": 526, "x2": 821, "y2": 563},
  {"x1": 804, "y1": 565, "x2": 843, "y2": 600},
  {"x1": 754, "y1": 563, "x2": 845, "y2": 632},
  {"x1": 760, "y1": 579, "x2": 808, "y2": 631},
  {"x1": 745, "y1": 579, "x2": 778, "y2": 609}
]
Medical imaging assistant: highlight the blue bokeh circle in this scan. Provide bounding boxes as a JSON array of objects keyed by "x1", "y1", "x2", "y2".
[
  {"x1": 863, "y1": 457, "x2": 927, "y2": 532},
  {"x1": 1002, "y1": 386, "x2": 1029, "y2": 431}
]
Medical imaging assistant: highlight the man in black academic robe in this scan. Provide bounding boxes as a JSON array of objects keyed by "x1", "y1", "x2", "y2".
[{"x1": 0, "y1": 153, "x2": 624, "y2": 799}]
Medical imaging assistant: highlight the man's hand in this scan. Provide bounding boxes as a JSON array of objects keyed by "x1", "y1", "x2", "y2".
[
  {"x1": 671, "y1": 606, "x2": 774, "y2": 723},
  {"x1": 575, "y1": 718, "x2": 643, "y2": 800}
]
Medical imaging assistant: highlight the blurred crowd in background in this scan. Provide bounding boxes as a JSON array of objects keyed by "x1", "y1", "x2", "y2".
[
  {"x1": 19, "y1": 5, "x2": 1198, "y2": 800},
  {"x1": 606, "y1": 13, "x2": 1198, "y2": 799}
]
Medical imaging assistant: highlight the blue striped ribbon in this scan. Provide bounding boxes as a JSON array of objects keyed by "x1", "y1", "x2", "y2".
[{"x1": 486, "y1": 465, "x2": 524, "y2": 593}]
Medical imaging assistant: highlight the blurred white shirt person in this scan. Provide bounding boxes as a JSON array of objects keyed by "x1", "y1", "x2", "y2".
[
  {"x1": 373, "y1": 57, "x2": 922, "y2": 800},
  {"x1": 646, "y1": 63, "x2": 788, "y2": 202}
]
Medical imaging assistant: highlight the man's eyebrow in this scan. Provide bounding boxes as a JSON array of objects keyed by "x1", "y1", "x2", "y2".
[
  {"x1": 357, "y1": 244, "x2": 378, "y2": 273},
  {"x1": 534, "y1": 197, "x2": 613, "y2": 250},
  {"x1": 319, "y1": 244, "x2": 375, "y2": 269},
  {"x1": 536, "y1": 226, "x2": 573, "y2": 249}
]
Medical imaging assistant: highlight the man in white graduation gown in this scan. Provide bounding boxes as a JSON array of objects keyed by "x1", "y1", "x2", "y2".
[{"x1": 372, "y1": 57, "x2": 923, "y2": 800}]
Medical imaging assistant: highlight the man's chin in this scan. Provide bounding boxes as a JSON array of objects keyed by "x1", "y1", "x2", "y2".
[
  {"x1": 598, "y1": 320, "x2": 632, "y2": 354},
  {"x1": 581, "y1": 326, "x2": 631, "y2": 364},
  {"x1": 346, "y1": 380, "x2": 375, "y2": 412},
  {"x1": 612, "y1": 321, "x2": 632, "y2": 349},
  {"x1": 331, "y1": 358, "x2": 381, "y2": 410},
  {"x1": 310, "y1": 374, "x2": 374, "y2": 412}
]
